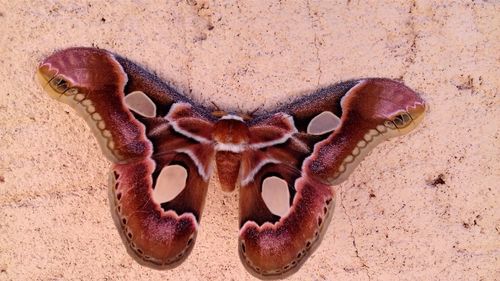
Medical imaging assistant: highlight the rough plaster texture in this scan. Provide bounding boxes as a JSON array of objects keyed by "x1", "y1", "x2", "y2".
[{"x1": 0, "y1": 1, "x2": 498, "y2": 280}]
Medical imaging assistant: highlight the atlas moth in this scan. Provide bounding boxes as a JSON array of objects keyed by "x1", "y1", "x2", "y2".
[{"x1": 37, "y1": 47, "x2": 426, "y2": 279}]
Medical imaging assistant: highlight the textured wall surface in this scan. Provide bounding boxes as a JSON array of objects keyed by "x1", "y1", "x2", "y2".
[{"x1": 0, "y1": 1, "x2": 498, "y2": 280}]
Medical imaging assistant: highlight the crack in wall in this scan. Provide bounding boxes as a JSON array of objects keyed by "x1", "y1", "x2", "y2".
[
  {"x1": 340, "y1": 190, "x2": 372, "y2": 281},
  {"x1": 401, "y1": 0, "x2": 418, "y2": 80},
  {"x1": 179, "y1": 2, "x2": 194, "y2": 95},
  {"x1": 305, "y1": 0, "x2": 323, "y2": 87},
  {"x1": 184, "y1": 46, "x2": 194, "y2": 95}
]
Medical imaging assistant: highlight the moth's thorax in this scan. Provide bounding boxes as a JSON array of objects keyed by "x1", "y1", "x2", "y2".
[{"x1": 212, "y1": 115, "x2": 250, "y2": 146}]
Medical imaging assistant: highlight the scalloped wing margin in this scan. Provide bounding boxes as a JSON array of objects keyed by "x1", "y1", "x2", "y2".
[{"x1": 37, "y1": 47, "x2": 215, "y2": 269}]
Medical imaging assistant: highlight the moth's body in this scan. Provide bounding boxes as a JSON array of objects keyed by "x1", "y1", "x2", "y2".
[
  {"x1": 37, "y1": 47, "x2": 426, "y2": 279},
  {"x1": 212, "y1": 115, "x2": 249, "y2": 191}
]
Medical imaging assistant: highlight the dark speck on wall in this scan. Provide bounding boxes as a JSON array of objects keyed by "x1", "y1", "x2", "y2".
[{"x1": 429, "y1": 174, "x2": 446, "y2": 186}]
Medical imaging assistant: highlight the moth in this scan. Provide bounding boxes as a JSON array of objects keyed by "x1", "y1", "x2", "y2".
[{"x1": 37, "y1": 48, "x2": 425, "y2": 279}]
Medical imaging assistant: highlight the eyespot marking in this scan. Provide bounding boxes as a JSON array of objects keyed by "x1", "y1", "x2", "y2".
[
  {"x1": 393, "y1": 112, "x2": 412, "y2": 128},
  {"x1": 306, "y1": 111, "x2": 341, "y2": 135},
  {"x1": 261, "y1": 176, "x2": 290, "y2": 217},
  {"x1": 124, "y1": 90, "x2": 157, "y2": 118},
  {"x1": 49, "y1": 75, "x2": 69, "y2": 93},
  {"x1": 153, "y1": 165, "x2": 188, "y2": 204}
]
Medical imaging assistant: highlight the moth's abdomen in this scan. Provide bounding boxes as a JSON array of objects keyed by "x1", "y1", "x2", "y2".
[{"x1": 215, "y1": 151, "x2": 242, "y2": 192}]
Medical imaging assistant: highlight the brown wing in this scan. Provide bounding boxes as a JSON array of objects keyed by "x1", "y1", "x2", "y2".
[
  {"x1": 238, "y1": 79, "x2": 426, "y2": 278},
  {"x1": 37, "y1": 47, "x2": 216, "y2": 268}
]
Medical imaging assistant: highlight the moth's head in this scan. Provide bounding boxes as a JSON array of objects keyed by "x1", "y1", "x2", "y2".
[
  {"x1": 211, "y1": 110, "x2": 254, "y2": 122},
  {"x1": 343, "y1": 79, "x2": 426, "y2": 136}
]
